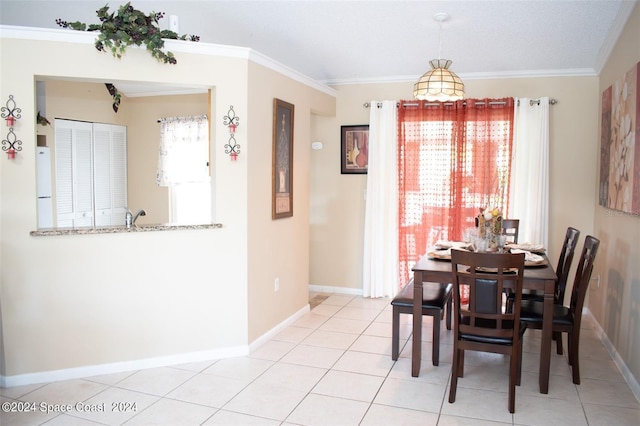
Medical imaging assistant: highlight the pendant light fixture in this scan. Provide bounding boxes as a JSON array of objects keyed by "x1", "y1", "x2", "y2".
[{"x1": 414, "y1": 12, "x2": 465, "y2": 102}]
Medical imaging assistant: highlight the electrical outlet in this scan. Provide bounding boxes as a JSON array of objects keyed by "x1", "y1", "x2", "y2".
[{"x1": 274, "y1": 277, "x2": 280, "y2": 292}]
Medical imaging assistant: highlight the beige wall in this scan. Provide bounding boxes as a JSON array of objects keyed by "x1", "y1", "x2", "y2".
[
  {"x1": 593, "y1": 2, "x2": 640, "y2": 385},
  {"x1": 0, "y1": 30, "x2": 335, "y2": 383},
  {"x1": 246, "y1": 62, "x2": 335, "y2": 341},
  {"x1": 310, "y1": 77, "x2": 599, "y2": 292}
]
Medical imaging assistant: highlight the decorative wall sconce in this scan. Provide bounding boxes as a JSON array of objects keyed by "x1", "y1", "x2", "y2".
[
  {"x1": 2, "y1": 128, "x2": 22, "y2": 159},
  {"x1": 223, "y1": 105, "x2": 240, "y2": 160},
  {"x1": 2, "y1": 95, "x2": 21, "y2": 126},
  {"x1": 1, "y1": 95, "x2": 22, "y2": 159}
]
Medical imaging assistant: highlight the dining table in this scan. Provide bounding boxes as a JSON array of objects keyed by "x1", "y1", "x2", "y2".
[{"x1": 411, "y1": 250, "x2": 557, "y2": 394}]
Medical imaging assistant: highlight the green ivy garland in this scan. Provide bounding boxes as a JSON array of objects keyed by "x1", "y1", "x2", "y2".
[{"x1": 56, "y1": 2, "x2": 200, "y2": 65}]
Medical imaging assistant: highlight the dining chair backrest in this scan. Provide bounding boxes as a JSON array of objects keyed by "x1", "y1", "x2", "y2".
[
  {"x1": 569, "y1": 235, "x2": 600, "y2": 326},
  {"x1": 449, "y1": 249, "x2": 526, "y2": 413},
  {"x1": 501, "y1": 219, "x2": 520, "y2": 243},
  {"x1": 555, "y1": 227, "x2": 581, "y2": 304},
  {"x1": 451, "y1": 250, "x2": 525, "y2": 340}
]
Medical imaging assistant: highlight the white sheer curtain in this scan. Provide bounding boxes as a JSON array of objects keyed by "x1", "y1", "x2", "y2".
[
  {"x1": 157, "y1": 115, "x2": 209, "y2": 186},
  {"x1": 362, "y1": 100, "x2": 399, "y2": 298},
  {"x1": 510, "y1": 98, "x2": 550, "y2": 247}
]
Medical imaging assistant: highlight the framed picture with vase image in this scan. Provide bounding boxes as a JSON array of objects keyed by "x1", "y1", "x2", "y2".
[
  {"x1": 273, "y1": 98, "x2": 294, "y2": 219},
  {"x1": 341, "y1": 125, "x2": 369, "y2": 174}
]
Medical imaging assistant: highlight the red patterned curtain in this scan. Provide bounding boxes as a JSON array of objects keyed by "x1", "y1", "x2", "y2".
[{"x1": 398, "y1": 98, "x2": 515, "y2": 281}]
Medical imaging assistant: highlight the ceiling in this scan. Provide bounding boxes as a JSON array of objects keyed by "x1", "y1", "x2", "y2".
[{"x1": 1, "y1": 0, "x2": 636, "y2": 88}]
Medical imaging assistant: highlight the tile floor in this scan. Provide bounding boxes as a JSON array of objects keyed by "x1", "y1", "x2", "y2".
[{"x1": 2, "y1": 293, "x2": 639, "y2": 425}]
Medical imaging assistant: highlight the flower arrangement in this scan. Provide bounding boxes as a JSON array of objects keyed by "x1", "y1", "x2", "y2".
[
  {"x1": 56, "y1": 2, "x2": 200, "y2": 65},
  {"x1": 476, "y1": 207, "x2": 503, "y2": 240}
]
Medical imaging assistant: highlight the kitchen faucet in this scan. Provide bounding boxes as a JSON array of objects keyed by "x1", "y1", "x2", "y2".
[{"x1": 125, "y1": 208, "x2": 147, "y2": 228}]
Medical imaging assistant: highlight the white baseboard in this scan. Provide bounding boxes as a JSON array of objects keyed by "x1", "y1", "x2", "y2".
[
  {"x1": 248, "y1": 303, "x2": 310, "y2": 352},
  {"x1": 585, "y1": 308, "x2": 640, "y2": 402},
  {"x1": 309, "y1": 284, "x2": 363, "y2": 296},
  {"x1": 0, "y1": 345, "x2": 248, "y2": 388},
  {"x1": 0, "y1": 304, "x2": 313, "y2": 389}
]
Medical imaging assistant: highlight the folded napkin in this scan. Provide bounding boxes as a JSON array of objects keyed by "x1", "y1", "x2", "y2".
[
  {"x1": 510, "y1": 248, "x2": 544, "y2": 263},
  {"x1": 434, "y1": 240, "x2": 471, "y2": 249},
  {"x1": 507, "y1": 243, "x2": 545, "y2": 253}
]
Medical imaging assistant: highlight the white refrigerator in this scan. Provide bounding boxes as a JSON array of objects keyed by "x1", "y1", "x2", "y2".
[{"x1": 36, "y1": 146, "x2": 54, "y2": 228}]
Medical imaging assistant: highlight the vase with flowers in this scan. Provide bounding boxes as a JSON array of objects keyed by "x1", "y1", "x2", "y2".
[{"x1": 476, "y1": 207, "x2": 503, "y2": 250}]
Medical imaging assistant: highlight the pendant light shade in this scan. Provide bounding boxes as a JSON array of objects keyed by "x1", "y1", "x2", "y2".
[
  {"x1": 414, "y1": 13, "x2": 465, "y2": 102},
  {"x1": 413, "y1": 59, "x2": 465, "y2": 101}
]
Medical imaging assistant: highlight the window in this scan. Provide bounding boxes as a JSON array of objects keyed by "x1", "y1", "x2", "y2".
[
  {"x1": 397, "y1": 99, "x2": 514, "y2": 280},
  {"x1": 156, "y1": 115, "x2": 211, "y2": 224}
]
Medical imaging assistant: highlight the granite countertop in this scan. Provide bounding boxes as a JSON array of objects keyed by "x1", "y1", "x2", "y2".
[{"x1": 30, "y1": 223, "x2": 223, "y2": 236}]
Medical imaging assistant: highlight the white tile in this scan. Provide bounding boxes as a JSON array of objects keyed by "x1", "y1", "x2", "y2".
[
  {"x1": 346, "y1": 297, "x2": 390, "y2": 311},
  {"x1": 577, "y1": 378, "x2": 640, "y2": 408},
  {"x1": 310, "y1": 303, "x2": 343, "y2": 316},
  {"x1": 222, "y1": 381, "x2": 307, "y2": 421},
  {"x1": 252, "y1": 362, "x2": 327, "y2": 392},
  {"x1": 203, "y1": 409, "x2": 280, "y2": 425},
  {"x1": 440, "y1": 386, "x2": 514, "y2": 423},
  {"x1": 166, "y1": 373, "x2": 247, "y2": 408},
  {"x1": 116, "y1": 366, "x2": 196, "y2": 396},
  {"x1": 125, "y1": 398, "x2": 216, "y2": 425},
  {"x1": 438, "y1": 414, "x2": 511, "y2": 425},
  {"x1": 334, "y1": 306, "x2": 383, "y2": 321},
  {"x1": 388, "y1": 357, "x2": 452, "y2": 386},
  {"x1": 285, "y1": 393, "x2": 369, "y2": 426},
  {"x1": 280, "y1": 344, "x2": 344, "y2": 369},
  {"x1": 291, "y1": 312, "x2": 332, "y2": 329},
  {"x1": 319, "y1": 316, "x2": 372, "y2": 334},
  {"x1": 321, "y1": 294, "x2": 356, "y2": 307},
  {"x1": 349, "y1": 334, "x2": 393, "y2": 355},
  {"x1": 202, "y1": 357, "x2": 273, "y2": 383},
  {"x1": 85, "y1": 370, "x2": 137, "y2": 386},
  {"x1": 301, "y1": 329, "x2": 359, "y2": 350},
  {"x1": 312, "y1": 370, "x2": 384, "y2": 402},
  {"x1": 360, "y1": 403, "x2": 439, "y2": 426},
  {"x1": 374, "y1": 377, "x2": 445, "y2": 413},
  {"x1": 72, "y1": 386, "x2": 159, "y2": 425},
  {"x1": 514, "y1": 393, "x2": 587, "y2": 425},
  {"x1": 0, "y1": 395, "x2": 60, "y2": 425},
  {"x1": 272, "y1": 325, "x2": 314, "y2": 343},
  {"x1": 582, "y1": 402, "x2": 640, "y2": 426},
  {"x1": 0, "y1": 382, "x2": 46, "y2": 399},
  {"x1": 170, "y1": 359, "x2": 217, "y2": 373},
  {"x1": 249, "y1": 339, "x2": 295, "y2": 361},
  {"x1": 21, "y1": 379, "x2": 107, "y2": 406},
  {"x1": 333, "y1": 350, "x2": 395, "y2": 377},
  {"x1": 40, "y1": 413, "x2": 107, "y2": 425}
]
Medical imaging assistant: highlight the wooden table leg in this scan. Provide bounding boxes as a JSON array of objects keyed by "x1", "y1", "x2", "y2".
[
  {"x1": 539, "y1": 280, "x2": 553, "y2": 394},
  {"x1": 412, "y1": 272, "x2": 422, "y2": 377}
]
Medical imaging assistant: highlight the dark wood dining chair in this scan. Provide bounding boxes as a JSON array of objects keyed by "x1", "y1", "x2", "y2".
[
  {"x1": 519, "y1": 235, "x2": 600, "y2": 385},
  {"x1": 391, "y1": 279, "x2": 452, "y2": 366},
  {"x1": 501, "y1": 219, "x2": 520, "y2": 243},
  {"x1": 449, "y1": 250, "x2": 526, "y2": 413},
  {"x1": 507, "y1": 226, "x2": 580, "y2": 354}
]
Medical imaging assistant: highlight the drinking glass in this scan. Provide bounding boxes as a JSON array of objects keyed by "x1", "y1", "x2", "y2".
[{"x1": 496, "y1": 235, "x2": 507, "y2": 253}]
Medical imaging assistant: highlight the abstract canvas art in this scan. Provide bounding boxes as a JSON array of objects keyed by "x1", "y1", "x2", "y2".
[{"x1": 599, "y1": 61, "x2": 640, "y2": 215}]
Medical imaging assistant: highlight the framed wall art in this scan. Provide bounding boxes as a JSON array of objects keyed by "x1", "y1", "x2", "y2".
[
  {"x1": 272, "y1": 98, "x2": 295, "y2": 219},
  {"x1": 599, "y1": 61, "x2": 640, "y2": 215},
  {"x1": 341, "y1": 125, "x2": 369, "y2": 174}
]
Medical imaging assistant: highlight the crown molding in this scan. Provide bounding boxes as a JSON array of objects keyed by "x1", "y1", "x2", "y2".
[
  {"x1": 593, "y1": 0, "x2": 637, "y2": 74},
  {"x1": 0, "y1": 25, "x2": 336, "y2": 97}
]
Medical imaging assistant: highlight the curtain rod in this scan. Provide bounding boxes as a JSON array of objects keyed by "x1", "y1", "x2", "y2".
[{"x1": 363, "y1": 98, "x2": 557, "y2": 108}]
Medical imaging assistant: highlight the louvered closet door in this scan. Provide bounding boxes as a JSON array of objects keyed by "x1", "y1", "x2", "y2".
[
  {"x1": 93, "y1": 123, "x2": 128, "y2": 226},
  {"x1": 55, "y1": 119, "x2": 94, "y2": 227},
  {"x1": 55, "y1": 120, "x2": 127, "y2": 228}
]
